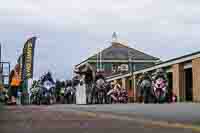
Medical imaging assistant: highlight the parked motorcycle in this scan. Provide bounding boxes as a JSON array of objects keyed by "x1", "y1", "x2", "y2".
[
  {"x1": 30, "y1": 86, "x2": 41, "y2": 105},
  {"x1": 152, "y1": 76, "x2": 168, "y2": 103},
  {"x1": 118, "y1": 89, "x2": 128, "y2": 103},
  {"x1": 41, "y1": 80, "x2": 56, "y2": 105},
  {"x1": 65, "y1": 86, "x2": 76, "y2": 104},
  {"x1": 30, "y1": 80, "x2": 42, "y2": 105},
  {"x1": 151, "y1": 69, "x2": 168, "y2": 103},
  {"x1": 137, "y1": 69, "x2": 169, "y2": 104},
  {"x1": 97, "y1": 88, "x2": 106, "y2": 104},
  {"x1": 60, "y1": 86, "x2": 75, "y2": 104},
  {"x1": 137, "y1": 72, "x2": 153, "y2": 104},
  {"x1": 93, "y1": 77, "x2": 109, "y2": 104},
  {"x1": 107, "y1": 84, "x2": 121, "y2": 104}
]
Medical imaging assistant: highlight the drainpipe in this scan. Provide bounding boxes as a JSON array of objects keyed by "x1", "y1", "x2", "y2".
[
  {"x1": 100, "y1": 48, "x2": 102, "y2": 72},
  {"x1": 96, "y1": 48, "x2": 99, "y2": 72},
  {"x1": 132, "y1": 58, "x2": 134, "y2": 102}
]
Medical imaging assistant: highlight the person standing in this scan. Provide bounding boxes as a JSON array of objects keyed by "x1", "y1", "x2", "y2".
[{"x1": 8, "y1": 64, "x2": 21, "y2": 105}]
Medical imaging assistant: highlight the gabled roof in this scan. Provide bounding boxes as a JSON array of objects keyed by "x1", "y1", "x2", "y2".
[
  {"x1": 76, "y1": 42, "x2": 159, "y2": 67},
  {"x1": 89, "y1": 42, "x2": 159, "y2": 61}
]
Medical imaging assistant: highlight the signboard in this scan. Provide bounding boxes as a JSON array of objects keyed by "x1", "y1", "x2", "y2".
[
  {"x1": 112, "y1": 64, "x2": 117, "y2": 73},
  {"x1": 120, "y1": 64, "x2": 129, "y2": 72},
  {"x1": 22, "y1": 37, "x2": 37, "y2": 80}
]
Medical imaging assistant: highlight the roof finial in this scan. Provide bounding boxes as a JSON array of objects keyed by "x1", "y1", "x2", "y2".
[{"x1": 112, "y1": 32, "x2": 118, "y2": 42}]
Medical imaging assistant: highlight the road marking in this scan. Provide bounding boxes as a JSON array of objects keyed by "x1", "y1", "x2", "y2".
[
  {"x1": 75, "y1": 111, "x2": 97, "y2": 117},
  {"x1": 74, "y1": 110, "x2": 200, "y2": 132}
]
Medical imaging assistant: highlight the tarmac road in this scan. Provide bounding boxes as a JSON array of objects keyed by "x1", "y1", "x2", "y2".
[
  {"x1": 49, "y1": 103, "x2": 200, "y2": 124},
  {"x1": 0, "y1": 104, "x2": 200, "y2": 133}
]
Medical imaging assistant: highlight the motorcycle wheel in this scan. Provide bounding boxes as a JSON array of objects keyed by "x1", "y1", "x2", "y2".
[
  {"x1": 125, "y1": 98, "x2": 128, "y2": 104},
  {"x1": 87, "y1": 94, "x2": 93, "y2": 105},
  {"x1": 36, "y1": 96, "x2": 41, "y2": 105},
  {"x1": 60, "y1": 96, "x2": 65, "y2": 104},
  {"x1": 46, "y1": 96, "x2": 51, "y2": 105},
  {"x1": 68, "y1": 95, "x2": 72, "y2": 104},
  {"x1": 159, "y1": 96, "x2": 166, "y2": 104},
  {"x1": 30, "y1": 95, "x2": 34, "y2": 104},
  {"x1": 98, "y1": 93, "x2": 103, "y2": 104},
  {"x1": 72, "y1": 94, "x2": 76, "y2": 104},
  {"x1": 50, "y1": 98, "x2": 54, "y2": 105},
  {"x1": 99, "y1": 97, "x2": 103, "y2": 104},
  {"x1": 143, "y1": 92, "x2": 149, "y2": 104},
  {"x1": 64, "y1": 95, "x2": 68, "y2": 104}
]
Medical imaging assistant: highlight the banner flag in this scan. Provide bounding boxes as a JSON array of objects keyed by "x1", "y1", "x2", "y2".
[
  {"x1": 22, "y1": 37, "x2": 37, "y2": 80},
  {"x1": 17, "y1": 54, "x2": 23, "y2": 80}
]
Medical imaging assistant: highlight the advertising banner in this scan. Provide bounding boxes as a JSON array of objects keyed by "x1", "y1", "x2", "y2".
[{"x1": 22, "y1": 37, "x2": 37, "y2": 80}]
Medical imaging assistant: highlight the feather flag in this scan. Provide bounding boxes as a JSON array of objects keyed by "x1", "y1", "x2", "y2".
[{"x1": 22, "y1": 37, "x2": 37, "y2": 80}]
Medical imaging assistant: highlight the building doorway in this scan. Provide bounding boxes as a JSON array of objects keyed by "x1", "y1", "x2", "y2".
[
  {"x1": 167, "y1": 72, "x2": 173, "y2": 101},
  {"x1": 167, "y1": 72, "x2": 173, "y2": 90},
  {"x1": 185, "y1": 68, "x2": 193, "y2": 102}
]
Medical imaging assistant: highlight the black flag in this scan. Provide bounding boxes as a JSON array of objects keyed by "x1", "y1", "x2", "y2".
[
  {"x1": 22, "y1": 37, "x2": 37, "y2": 80},
  {"x1": 17, "y1": 54, "x2": 23, "y2": 81}
]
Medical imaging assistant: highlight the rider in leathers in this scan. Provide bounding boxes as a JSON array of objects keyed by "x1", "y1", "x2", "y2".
[
  {"x1": 107, "y1": 83, "x2": 121, "y2": 103},
  {"x1": 152, "y1": 68, "x2": 169, "y2": 102}
]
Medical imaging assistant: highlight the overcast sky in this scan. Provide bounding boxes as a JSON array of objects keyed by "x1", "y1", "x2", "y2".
[{"x1": 1, "y1": 0, "x2": 200, "y2": 80}]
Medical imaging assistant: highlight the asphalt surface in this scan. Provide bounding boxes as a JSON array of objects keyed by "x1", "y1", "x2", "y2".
[
  {"x1": 48, "y1": 103, "x2": 200, "y2": 124},
  {"x1": 0, "y1": 104, "x2": 199, "y2": 133},
  {"x1": 75, "y1": 103, "x2": 200, "y2": 123}
]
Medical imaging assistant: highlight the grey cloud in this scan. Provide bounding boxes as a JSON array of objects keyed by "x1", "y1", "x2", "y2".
[{"x1": 1, "y1": 0, "x2": 200, "y2": 79}]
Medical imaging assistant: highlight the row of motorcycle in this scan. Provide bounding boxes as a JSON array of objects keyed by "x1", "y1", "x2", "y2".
[
  {"x1": 58, "y1": 81, "x2": 76, "y2": 104},
  {"x1": 57, "y1": 81, "x2": 128, "y2": 104},
  {"x1": 29, "y1": 68, "x2": 174, "y2": 105},
  {"x1": 30, "y1": 80, "x2": 56, "y2": 105},
  {"x1": 30, "y1": 81, "x2": 129, "y2": 105},
  {"x1": 137, "y1": 69, "x2": 176, "y2": 104},
  {"x1": 71, "y1": 74, "x2": 129, "y2": 105},
  {"x1": 30, "y1": 72, "x2": 78, "y2": 105},
  {"x1": 87, "y1": 83, "x2": 128, "y2": 104},
  {"x1": 30, "y1": 72, "x2": 129, "y2": 105}
]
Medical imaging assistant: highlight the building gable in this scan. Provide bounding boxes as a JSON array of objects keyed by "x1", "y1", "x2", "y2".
[{"x1": 88, "y1": 42, "x2": 159, "y2": 61}]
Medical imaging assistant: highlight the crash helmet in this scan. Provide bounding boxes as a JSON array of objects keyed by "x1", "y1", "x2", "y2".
[
  {"x1": 96, "y1": 72, "x2": 104, "y2": 80},
  {"x1": 114, "y1": 83, "x2": 121, "y2": 90},
  {"x1": 47, "y1": 71, "x2": 52, "y2": 77},
  {"x1": 142, "y1": 72, "x2": 150, "y2": 79},
  {"x1": 156, "y1": 68, "x2": 164, "y2": 74},
  {"x1": 143, "y1": 72, "x2": 149, "y2": 76}
]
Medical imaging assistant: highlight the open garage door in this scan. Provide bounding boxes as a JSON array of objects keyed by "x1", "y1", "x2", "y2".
[{"x1": 185, "y1": 68, "x2": 193, "y2": 102}]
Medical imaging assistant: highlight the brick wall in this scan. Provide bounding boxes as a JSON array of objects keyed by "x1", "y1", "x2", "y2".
[
  {"x1": 192, "y1": 58, "x2": 200, "y2": 102},
  {"x1": 172, "y1": 63, "x2": 185, "y2": 101}
]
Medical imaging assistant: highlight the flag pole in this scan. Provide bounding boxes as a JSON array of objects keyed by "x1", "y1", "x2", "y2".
[
  {"x1": 0, "y1": 43, "x2": 1, "y2": 78},
  {"x1": 0, "y1": 43, "x2": 2, "y2": 63},
  {"x1": 100, "y1": 48, "x2": 102, "y2": 72}
]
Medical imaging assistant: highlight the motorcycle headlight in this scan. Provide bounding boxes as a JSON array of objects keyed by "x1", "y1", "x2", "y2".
[
  {"x1": 46, "y1": 87, "x2": 50, "y2": 90},
  {"x1": 162, "y1": 87, "x2": 167, "y2": 92},
  {"x1": 153, "y1": 87, "x2": 157, "y2": 91}
]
